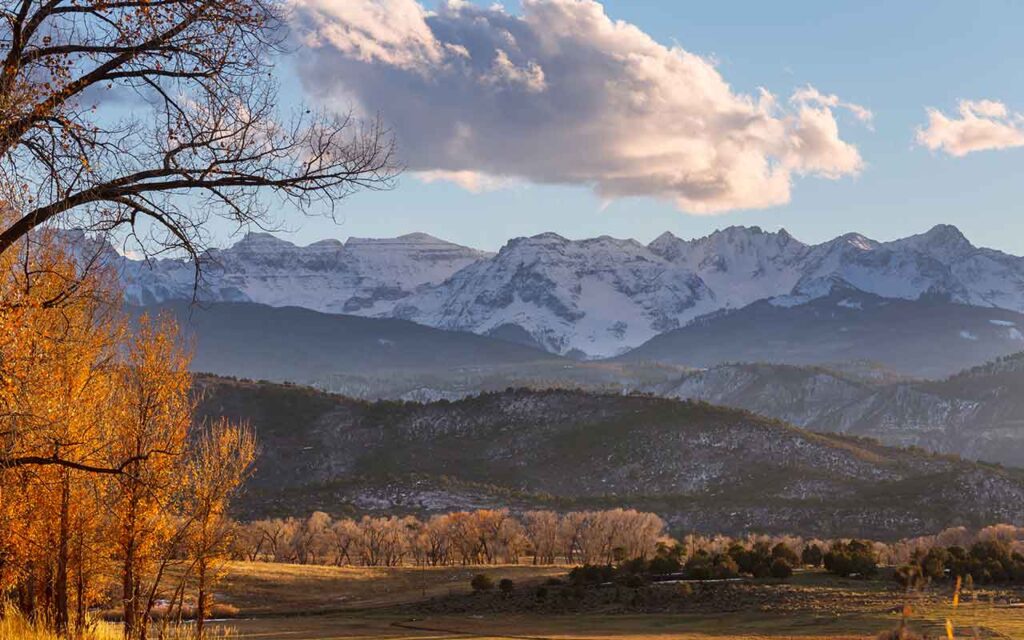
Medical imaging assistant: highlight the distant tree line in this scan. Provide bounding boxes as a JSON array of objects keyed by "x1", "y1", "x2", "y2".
[
  {"x1": 233, "y1": 513, "x2": 1024, "y2": 585},
  {"x1": 233, "y1": 509, "x2": 667, "y2": 567},
  {"x1": 896, "y1": 528, "x2": 1024, "y2": 587}
]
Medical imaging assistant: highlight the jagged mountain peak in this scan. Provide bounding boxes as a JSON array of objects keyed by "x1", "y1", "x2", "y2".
[
  {"x1": 649, "y1": 230, "x2": 679, "y2": 246},
  {"x1": 92, "y1": 223, "x2": 1024, "y2": 358},
  {"x1": 113, "y1": 229, "x2": 488, "y2": 315},
  {"x1": 706, "y1": 224, "x2": 768, "y2": 238},
  {"x1": 650, "y1": 225, "x2": 805, "y2": 262},
  {"x1": 345, "y1": 231, "x2": 466, "y2": 247},
  {"x1": 923, "y1": 223, "x2": 970, "y2": 242},
  {"x1": 646, "y1": 231, "x2": 683, "y2": 260},
  {"x1": 580, "y1": 234, "x2": 647, "y2": 250},
  {"x1": 889, "y1": 224, "x2": 974, "y2": 255},
  {"x1": 227, "y1": 231, "x2": 484, "y2": 255},
  {"x1": 832, "y1": 232, "x2": 879, "y2": 252},
  {"x1": 505, "y1": 231, "x2": 571, "y2": 247},
  {"x1": 692, "y1": 225, "x2": 807, "y2": 252},
  {"x1": 495, "y1": 233, "x2": 650, "y2": 262},
  {"x1": 232, "y1": 231, "x2": 293, "y2": 249}
]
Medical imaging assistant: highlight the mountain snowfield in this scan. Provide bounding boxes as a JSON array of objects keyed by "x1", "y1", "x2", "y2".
[
  {"x1": 118, "y1": 232, "x2": 491, "y2": 316},
  {"x1": 100, "y1": 224, "x2": 1024, "y2": 357}
]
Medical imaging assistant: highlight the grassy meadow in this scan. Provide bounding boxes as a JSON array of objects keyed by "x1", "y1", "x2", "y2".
[{"x1": 195, "y1": 562, "x2": 1023, "y2": 640}]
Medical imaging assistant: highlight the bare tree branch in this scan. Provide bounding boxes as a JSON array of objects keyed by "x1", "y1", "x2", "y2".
[
  {"x1": 0, "y1": 448, "x2": 176, "y2": 474},
  {"x1": 0, "y1": 0, "x2": 399, "y2": 279}
]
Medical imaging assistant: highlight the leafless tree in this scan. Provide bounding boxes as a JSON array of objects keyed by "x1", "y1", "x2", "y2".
[
  {"x1": 0, "y1": 0, "x2": 397, "y2": 274},
  {"x1": 231, "y1": 509, "x2": 673, "y2": 568},
  {"x1": 523, "y1": 511, "x2": 560, "y2": 565}
]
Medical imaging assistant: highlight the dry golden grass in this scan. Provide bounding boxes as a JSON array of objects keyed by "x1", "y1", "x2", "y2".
[
  {"x1": 219, "y1": 610, "x2": 1019, "y2": 640},
  {"x1": 211, "y1": 561, "x2": 569, "y2": 615},
  {"x1": 0, "y1": 602, "x2": 121, "y2": 640},
  {"x1": 218, "y1": 613, "x2": 889, "y2": 640},
  {"x1": 199, "y1": 563, "x2": 1020, "y2": 640},
  {"x1": 913, "y1": 599, "x2": 1024, "y2": 639}
]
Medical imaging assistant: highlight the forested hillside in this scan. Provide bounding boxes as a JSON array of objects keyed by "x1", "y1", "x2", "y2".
[{"x1": 195, "y1": 377, "x2": 1024, "y2": 539}]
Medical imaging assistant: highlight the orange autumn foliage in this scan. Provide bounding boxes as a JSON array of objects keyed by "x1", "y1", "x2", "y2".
[
  {"x1": 0, "y1": 0, "x2": 383, "y2": 634},
  {"x1": 0, "y1": 225, "x2": 255, "y2": 639}
]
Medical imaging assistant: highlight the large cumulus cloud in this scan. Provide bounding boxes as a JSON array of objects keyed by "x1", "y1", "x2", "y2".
[
  {"x1": 290, "y1": 0, "x2": 870, "y2": 213},
  {"x1": 917, "y1": 99, "x2": 1024, "y2": 157}
]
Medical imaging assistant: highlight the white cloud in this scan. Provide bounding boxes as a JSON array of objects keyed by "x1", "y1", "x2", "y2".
[
  {"x1": 416, "y1": 169, "x2": 517, "y2": 192},
  {"x1": 482, "y1": 49, "x2": 547, "y2": 92},
  {"x1": 791, "y1": 86, "x2": 874, "y2": 126},
  {"x1": 916, "y1": 99, "x2": 1024, "y2": 157},
  {"x1": 290, "y1": 0, "x2": 445, "y2": 71},
  {"x1": 290, "y1": 0, "x2": 869, "y2": 214}
]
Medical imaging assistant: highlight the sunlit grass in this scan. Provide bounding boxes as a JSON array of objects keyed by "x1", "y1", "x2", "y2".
[
  {"x1": 0, "y1": 602, "x2": 242, "y2": 640},
  {"x1": 206, "y1": 560, "x2": 569, "y2": 615},
  {"x1": 0, "y1": 602, "x2": 120, "y2": 640},
  {"x1": 208, "y1": 563, "x2": 1021, "y2": 640}
]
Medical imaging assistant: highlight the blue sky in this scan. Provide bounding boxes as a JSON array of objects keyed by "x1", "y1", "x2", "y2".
[{"x1": 262, "y1": 0, "x2": 1024, "y2": 253}]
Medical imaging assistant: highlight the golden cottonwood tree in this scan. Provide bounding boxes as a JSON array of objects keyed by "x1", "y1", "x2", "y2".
[
  {"x1": 0, "y1": 227, "x2": 122, "y2": 625},
  {"x1": 0, "y1": 227, "x2": 257, "y2": 639},
  {"x1": 0, "y1": 1, "x2": 394, "y2": 636},
  {"x1": 104, "y1": 315, "x2": 193, "y2": 639},
  {"x1": 180, "y1": 420, "x2": 255, "y2": 639}
]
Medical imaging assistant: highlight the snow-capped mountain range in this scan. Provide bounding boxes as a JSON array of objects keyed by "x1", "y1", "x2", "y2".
[
  {"x1": 117, "y1": 232, "x2": 491, "y2": 316},
  {"x1": 95, "y1": 224, "x2": 1024, "y2": 357}
]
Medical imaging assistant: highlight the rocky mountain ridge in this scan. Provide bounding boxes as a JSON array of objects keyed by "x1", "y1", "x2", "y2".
[
  {"x1": 88, "y1": 224, "x2": 1024, "y2": 357},
  {"x1": 115, "y1": 231, "x2": 490, "y2": 315}
]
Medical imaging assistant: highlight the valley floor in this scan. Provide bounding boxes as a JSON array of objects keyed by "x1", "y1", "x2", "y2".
[{"x1": 202, "y1": 562, "x2": 1024, "y2": 640}]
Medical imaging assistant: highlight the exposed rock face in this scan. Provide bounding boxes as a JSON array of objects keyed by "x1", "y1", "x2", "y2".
[
  {"x1": 393, "y1": 233, "x2": 714, "y2": 355},
  {"x1": 399, "y1": 224, "x2": 1024, "y2": 357}
]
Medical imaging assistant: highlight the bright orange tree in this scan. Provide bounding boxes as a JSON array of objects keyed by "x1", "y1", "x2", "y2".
[
  {"x1": 0, "y1": 1, "x2": 395, "y2": 635},
  {"x1": 0, "y1": 226, "x2": 256, "y2": 638}
]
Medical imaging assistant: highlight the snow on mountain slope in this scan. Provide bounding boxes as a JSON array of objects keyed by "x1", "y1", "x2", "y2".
[
  {"x1": 894, "y1": 226, "x2": 1024, "y2": 311},
  {"x1": 392, "y1": 233, "x2": 714, "y2": 356},
  {"x1": 398, "y1": 225, "x2": 1024, "y2": 357},
  {"x1": 788, "y1": 229, "x2": 967, "y2": 303},
  {"x1": 119, "y1": 232, "x2": 490, "y2": 315},
  {"x1": 648, "y1": 226, "x2": 807, "y2": 312},
  {"x1": 97, "y1": 224, "x2": 1024, "y2": 358},
  {"x1": 785, "y1": 225, "x2": 1024, "y2": 306}
]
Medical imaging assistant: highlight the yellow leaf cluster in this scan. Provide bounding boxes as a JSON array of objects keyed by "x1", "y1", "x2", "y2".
[{"x1": 0, "y1": 221, "x2": 254, "y2": 639}]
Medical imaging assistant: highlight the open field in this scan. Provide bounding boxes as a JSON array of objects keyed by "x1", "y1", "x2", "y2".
[
  {"x1": 199, "y1": 562, "x2": 1024, "y2": 640},
  {"x1": 209, "y1": 562, "x2": 569, "y2": 615}
]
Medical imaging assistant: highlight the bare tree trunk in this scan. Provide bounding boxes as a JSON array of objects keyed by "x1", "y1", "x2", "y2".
[
  {"x1": 122, "y1": 557, "x2": 135, "y2": 640},
  {"x1": 122, "y1": 500, "x2": 138, "y2": 640},
  {"x1": 195, "y1": 557, "x2": 207, "y2": 640},
  {"x1": 75, "y1": 528, "x2": 86, "y2": 640},
  {"x1": 137, "y1": 576, "x2": 148, "y2": 640},
  {"x1": 55, "y1": 473, "x2": 70, "y2": 635}
]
